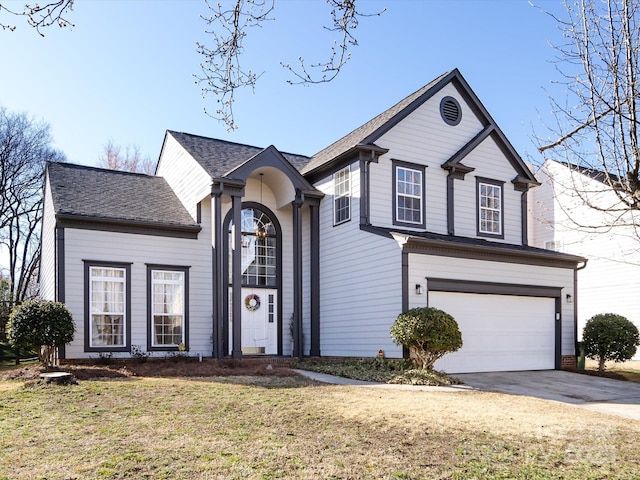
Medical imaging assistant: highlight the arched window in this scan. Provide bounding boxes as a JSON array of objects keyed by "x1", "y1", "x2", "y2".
[{"x1": 229, "y1": 207, "x2": 277, "y2": 286}]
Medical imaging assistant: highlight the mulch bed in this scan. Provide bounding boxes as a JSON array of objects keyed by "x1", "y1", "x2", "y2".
[{"x1": 1, "y1": 358, "x2": 298, "y2": 382}]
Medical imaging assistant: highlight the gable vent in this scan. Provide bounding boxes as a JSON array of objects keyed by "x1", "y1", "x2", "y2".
[{"x1": 440, "y1": 96, "x2": 462, "y2": 126}]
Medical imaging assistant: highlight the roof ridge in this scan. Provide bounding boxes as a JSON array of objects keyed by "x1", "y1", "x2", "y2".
[
  {"x1": 168, "y1": 130, "x2": 263, "y2": 150},
  {"x1": 48, "y1": 161, "x2": 155, "y2": 178},
  {"x1": 167, "y1": 130, "x2": 310, "y2": 160}
]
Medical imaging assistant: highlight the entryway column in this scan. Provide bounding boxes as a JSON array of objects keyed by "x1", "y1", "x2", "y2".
[
  {"x1": 231, "y1": 192, "x2": 243, "y2": 359},
  {"x1": 309, "y1": 200, "x2": 321, "y2": 357},
  {"x1": 292, "y1": 191, "x2": 304, "y2": 360},
  {"x1": 211, "y1": 188, "x2": 224, "y2": 360}
]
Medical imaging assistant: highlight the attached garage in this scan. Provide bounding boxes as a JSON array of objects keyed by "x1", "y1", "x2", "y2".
[
  {"x1": 425, "y1": 279, "x2": 562, "y2": 374},
  {"x1": 432, "y1": 292, "x2": 557, "y2": 373}
]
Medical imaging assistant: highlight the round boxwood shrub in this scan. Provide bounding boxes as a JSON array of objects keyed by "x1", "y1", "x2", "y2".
[
  {"x1": 390, "y1": 307, "x2": 462, "y2": 370},
  {"x1": 7, "y1": 299, "x2": 74, "y2": 366},
  {"x1": 582, "y1": 313, "x2": 639, "y2": 371}
]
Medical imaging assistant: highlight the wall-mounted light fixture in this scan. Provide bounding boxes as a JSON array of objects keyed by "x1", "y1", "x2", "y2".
[
  {"x1": 415, "y1": 284, "x2": 423, "y2": 295},
  {"x1": 566, "y1": 293, "x2": 573, "y2": 303}
]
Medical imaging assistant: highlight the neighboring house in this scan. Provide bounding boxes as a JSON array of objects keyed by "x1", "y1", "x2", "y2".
[
  {"x1": 530, "y1": 159, "x2": 640, "y2": 356},
  {"x1": 40, "y1": 69, "x2": 585, "y2": 373}
]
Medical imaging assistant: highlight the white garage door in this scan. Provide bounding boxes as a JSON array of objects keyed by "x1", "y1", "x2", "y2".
[{"x1": 431, "y1": 292, "x2": 556, "y2": 374}]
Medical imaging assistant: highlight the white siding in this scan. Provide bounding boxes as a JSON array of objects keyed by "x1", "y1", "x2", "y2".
[
  {"x1": 62, "y1": 198, "x2": 213, "y2": 359},
  {"x1": 369, "y1": 83, "x2": 481, "y2": 233},
  {"x1": 39, "y1": 173, "x2": 56, "y2": 301},
  {"x1": 368, "y1": 83, "x2": 525, "y2": 245},
  {"x1": 316, "y1": 166, "x2": 404, "y2": 358},
  {"x1": 530, "y1": 161, "x2": 640, "y2": 354},
  {"x1": 156, "y1": 133, "x2": 212, "y2": 219},
  {"x1": 408, "y1": 254, "x2": 576, "y2": 356},
  {"x1": 454, "y1": 136, "x2": 522, "y2": 243}
]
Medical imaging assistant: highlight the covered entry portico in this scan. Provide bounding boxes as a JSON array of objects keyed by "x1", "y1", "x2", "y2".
[{"x1": 210, "y1": 146, "x2": 323, "y2": 360}]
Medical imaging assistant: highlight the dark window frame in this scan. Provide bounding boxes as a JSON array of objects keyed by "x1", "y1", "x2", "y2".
[
  {"x1": 476, "y1": 176, "x2": 505, "y2": 239},
  {"x1": 83, "y1": 260, "x2": 132, "y2": 353},
  {"x1": 392, "y1": 159, "x2": 427, "y2": 229},
  {"x1": 146, "y1": 264, "x2": 190, "y2": 352},
  {"x1": 333, "y1": 165, "x2": 351, "y2": 226}
]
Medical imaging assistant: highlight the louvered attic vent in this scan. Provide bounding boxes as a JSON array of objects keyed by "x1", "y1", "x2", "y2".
[{"x1": 440, "y1": 96, "x2": 461, "y2": 126}]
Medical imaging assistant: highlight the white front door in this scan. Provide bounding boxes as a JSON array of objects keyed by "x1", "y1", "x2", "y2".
[{"x1": 240, "y1": 288, "x2": 277, "y2": 355}]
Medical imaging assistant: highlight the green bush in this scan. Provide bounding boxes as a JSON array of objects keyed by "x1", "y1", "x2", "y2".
[
  {"x1": 7, "y1": 299, "x2": 75, "y2": 366},
  {"x1": 390, "y1": 307, "x2": 462, "y2": 370},
  {"x1": 582, "y1": 313, "x2": 639, "y2": 371}
]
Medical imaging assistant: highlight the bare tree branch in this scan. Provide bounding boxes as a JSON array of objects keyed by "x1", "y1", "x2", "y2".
[
  {"x1": 0, "y1": 1, "x2": 74, "y2": 36},
  {"x1": 195, "y1": 0, "x2": 275, "y2": 131},
  {"x1": 195, "y1": 0, "x2": 384, "y2": 130},
  {"x1": 280, "y1": 1, "x2": 386, "y2": 85},
  {"x1": 0, "y1": 106, "x2": 64, "y2": 302},
  {"x1": 536, "y1": 0, "x2": 640, "y2": 236}
]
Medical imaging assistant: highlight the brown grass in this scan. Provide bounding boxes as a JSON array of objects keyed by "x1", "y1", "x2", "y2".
[{"x1": 1, "y1": 368, "x2": 640, "y2": 479}]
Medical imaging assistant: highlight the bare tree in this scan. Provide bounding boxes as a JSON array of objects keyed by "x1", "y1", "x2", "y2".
[
  {"x1": 98, "y1": 140, "x2": 155, "y2": 175},
  {"x1": 2, "y1": 0, "x2": 383, "y2": 132},
  {"x1": 195, "y1": 0, "x2": 385, "y2": 130},
  {"x1": 0, "y1": 107, "x2": 65, "y2": 304},
  {"x1": 0, "y1": 0, "x2": 74, "y2": 35},
  {"x1": 537, "y1": 0, "x2": 640, "y2": 234}
]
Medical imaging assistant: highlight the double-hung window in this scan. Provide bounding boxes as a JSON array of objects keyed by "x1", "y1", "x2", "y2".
[
  {"x1": 148, "y1": 266, "x2": 189, "y2": 350},
  {"x1": 85, "y1": 262, "x2": 131, "y2": 352},
  {"x1": 394, "y1": 161, "x2": 425, "y2": 227},
  {"x1": 333, "y1": 166, "x2": 350, "y2": 225},
  {"x1": 477, "y1": 178, "x2": 504, "y2": 237}
]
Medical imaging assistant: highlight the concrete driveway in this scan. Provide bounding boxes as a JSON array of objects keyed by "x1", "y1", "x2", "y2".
[{"x1": 456, "y1": 370, "x2": 640, "y2": 421}]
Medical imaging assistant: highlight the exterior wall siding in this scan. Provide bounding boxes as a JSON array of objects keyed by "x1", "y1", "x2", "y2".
[
  {"x1": 62, "y1": 198, "x2": 213, "y2": 359},
  {"x1": 39, "y1": 175, "x2": 57, "y2": 301},
  {"x1": 315, "y1": 166, "x2": 404, "y2": 358},
  {"x1": 407, "y1": 254, "x2": 576, "y2": 356},
  {"x1": 530, "y1": 161, "x2": 639, "y2": 355},
  {"x1": 366, "y1": 83, "x2": 525, "y2": 245},
  {"x1": 453, "y1": 136, "x2": 522, "y2": 243},
  {"x1": 156, "y1": 133, "x2": 212, "y2": 219}
]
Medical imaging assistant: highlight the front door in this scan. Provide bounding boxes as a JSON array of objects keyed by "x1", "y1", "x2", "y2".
[
  {"x1": 226, "y1": 204, "x2": 281, "y2": 356},
  {"x1": 241, "y1": 288, "x2": 277, "y2": 354}
]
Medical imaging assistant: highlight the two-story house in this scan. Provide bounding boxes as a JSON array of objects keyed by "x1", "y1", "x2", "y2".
[
  {"x1": 40, "y1": 69, "x2": 585, "y2": 373},
  {"x1": 530, "y1": 159, "x2": 640, "y2": 357}
]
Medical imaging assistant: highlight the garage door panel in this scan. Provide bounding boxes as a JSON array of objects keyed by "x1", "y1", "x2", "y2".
[{"x1": 431, "y1": 292, "x2": 555, "y2": 374}]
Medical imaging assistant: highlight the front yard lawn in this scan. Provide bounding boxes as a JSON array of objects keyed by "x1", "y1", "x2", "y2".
[{"x1": 1, "y1": 371, "x2": 639, "y2": 479}]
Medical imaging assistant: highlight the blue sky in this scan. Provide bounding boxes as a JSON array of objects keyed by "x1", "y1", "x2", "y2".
[{"x1": 0, "y1": 0, "x2": 568, "y2": 167}]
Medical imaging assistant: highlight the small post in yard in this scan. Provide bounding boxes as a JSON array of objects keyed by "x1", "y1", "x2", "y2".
[{"x1": 15, "y1": 347, "x2": 19, "y2": 365}]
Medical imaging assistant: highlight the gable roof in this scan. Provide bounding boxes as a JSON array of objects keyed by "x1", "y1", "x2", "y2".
[
  {"x1": 302, "y1": 70, "x2": 453, "y2": 176},
  {"x1": 46, "y1": 162, "x2": 200, "y2": 234},
  {"x1": 167, "y1": 130, "x2": 311, "y2": 178},
  {"x1": 548, "y1": 159, "x2": 622, "y2": 185},
  {"x1": 301, "y1": 69, "x2": 538, "y2": 186}
]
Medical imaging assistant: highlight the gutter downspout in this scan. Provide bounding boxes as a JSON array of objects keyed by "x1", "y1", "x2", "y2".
[{"x1": 574, "y1": 260, "x2": 588, "y2": 361}]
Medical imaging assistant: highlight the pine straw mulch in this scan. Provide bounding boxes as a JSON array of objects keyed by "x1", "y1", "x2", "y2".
[{"x1": 0, "y1": 358, "x2": 298, "y2": 382}]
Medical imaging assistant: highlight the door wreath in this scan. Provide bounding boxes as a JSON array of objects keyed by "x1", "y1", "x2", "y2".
[{"x1": 245, "y1": 293, "x2": 261, "y2": 311}]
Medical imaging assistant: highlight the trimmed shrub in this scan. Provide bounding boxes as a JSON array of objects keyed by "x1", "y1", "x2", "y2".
[
  {"x1": 390, "y1": 307, "x2": 462, "y2": 370},
  {"x1": 7, "y1": 299, "x2": 75, "y2": 366},
  {"x1": 582, "y1": 313, "x2": 639, "y2": 371}
]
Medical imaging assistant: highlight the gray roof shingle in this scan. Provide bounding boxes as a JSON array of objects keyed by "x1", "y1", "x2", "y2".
[
  {"x1": 168, "y1": 131, "x2": 311, "y2": 177},
  {"x1": 46, "y1": 162, "x2": 198, "y2": 229}
]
